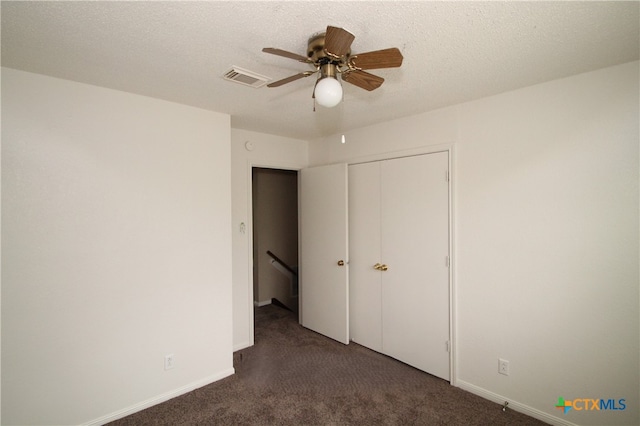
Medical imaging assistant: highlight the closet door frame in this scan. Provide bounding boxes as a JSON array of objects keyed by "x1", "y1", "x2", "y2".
[{"x1": 347, "y1": 144, "x2": 456, "y2": 385}]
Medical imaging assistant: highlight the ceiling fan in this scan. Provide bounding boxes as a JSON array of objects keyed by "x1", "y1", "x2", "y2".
[{"x1": 262, "y1": 26, "x2": 403, "y2": 108}]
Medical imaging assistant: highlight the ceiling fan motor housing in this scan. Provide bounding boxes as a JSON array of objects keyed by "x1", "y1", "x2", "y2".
[{"x1": 307, "y1": 32, "x2": 349, "y2": 67}]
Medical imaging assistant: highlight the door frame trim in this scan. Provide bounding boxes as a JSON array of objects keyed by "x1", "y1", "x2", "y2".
[{"x1": 245, "y1": 160, "x2": 302, "y2": 348}]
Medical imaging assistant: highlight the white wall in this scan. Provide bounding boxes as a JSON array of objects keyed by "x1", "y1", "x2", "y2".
[
  {"x1": 1, "y1": 68, "x2": 234, "y2": 425},
  {"x1": 309, "y1": 61, "x2": 639, "y2": 426},
  {"x1": 231, "y1": 129, "x2": 308, "y2": 350}
]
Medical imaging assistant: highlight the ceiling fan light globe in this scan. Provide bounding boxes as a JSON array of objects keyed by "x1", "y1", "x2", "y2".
[{"x1": 315, "y1": 77, "x2": 343, "y2": 108}]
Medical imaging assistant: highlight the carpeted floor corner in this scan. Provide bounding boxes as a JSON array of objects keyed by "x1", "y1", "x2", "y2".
[{"x1": 109, "y1": 304, "x2": 547, "y2": 425}]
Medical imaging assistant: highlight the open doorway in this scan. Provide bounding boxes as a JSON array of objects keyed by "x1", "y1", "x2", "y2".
[{"x1": 252, "y1": 167, "x2": 299, "y2": 319}]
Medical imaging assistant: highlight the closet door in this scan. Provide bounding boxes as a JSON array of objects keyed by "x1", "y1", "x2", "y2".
[
  {"x1": 300, "y1": 164, "x2": 349, "y2": 345},
  {"x1": 348, "y1": 162, "x2": 382, "y2": 352},
  {"x1": 381, "y1": 152, "x2": 450, "y2": 380}
]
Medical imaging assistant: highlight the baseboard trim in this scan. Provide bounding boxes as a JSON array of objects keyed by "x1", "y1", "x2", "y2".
[
  {"x1": 254, "y1": 299, "x2": 272, "y2": 307},
  {"x1": 84, "y1": 368, "x2": 235, "y2": 426},
  {"x1": 233, "y1": 340, "x2": 253, "y2": 351},
  {"x1": 455, "y1": 380, "x2": 576, "y2": 426}
]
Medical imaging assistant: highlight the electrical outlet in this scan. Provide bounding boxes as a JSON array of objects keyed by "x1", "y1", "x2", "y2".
[
  {"x1": 165, "y1": 354, "x2": 175, "y2": 370},
  {"x1": 498, "y1": 358, "x2": 509, "y2": 376}
]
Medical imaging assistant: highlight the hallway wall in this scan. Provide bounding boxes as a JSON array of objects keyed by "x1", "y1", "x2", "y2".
[
  {"x1": 231, "y1": 129, "x2": 308, "y2": 350},
  {"x1": 252, "y1": 168, "x2": 298, "y2": 311}
]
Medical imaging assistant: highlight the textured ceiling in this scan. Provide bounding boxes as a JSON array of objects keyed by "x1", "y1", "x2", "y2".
[{"x1": 2, "y1": 1, "x2": 639, "y2": 140}]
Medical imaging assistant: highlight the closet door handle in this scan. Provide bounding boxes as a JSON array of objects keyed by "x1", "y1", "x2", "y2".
[
  {"x1": 374, "y1": 263, "x2": 388, "y2": 271},
  {"x1": 337, "y1": 260, "x2": 345, "y2": 266}
]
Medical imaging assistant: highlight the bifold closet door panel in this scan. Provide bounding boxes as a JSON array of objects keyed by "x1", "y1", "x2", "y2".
[
  {"x1": 348, "y1": 161, "x2": 383, "y2": 352},
  {"x1": 380, "y1": 152, "x2": 450, "y2": 380}
]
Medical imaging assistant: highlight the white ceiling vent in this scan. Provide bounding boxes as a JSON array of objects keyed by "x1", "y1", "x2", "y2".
[{"x1": 223, "y1": 66, "x2": 270, "y2": 88}]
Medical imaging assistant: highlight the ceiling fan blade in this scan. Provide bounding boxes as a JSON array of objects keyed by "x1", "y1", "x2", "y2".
[
  {"x1": 267, "y1": 71, "x2": 315, "y2": 88},
  {"x1": 324, "y1": 26, "x2": 355, "y2": 58},
  {"x1": 350, "y1": 48, "x2": 404, "y2": 70},
  {"x1": 342, "y1": 70, "x2": 384, "y2": 91},
  {"x1": 262, "y1": 48, "x2": 311, "y2": 63}
]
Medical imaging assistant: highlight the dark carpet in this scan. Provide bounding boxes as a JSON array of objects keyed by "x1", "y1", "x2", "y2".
[{"x1": 109, "y1": 304, "x2": 547, "y2": 425}]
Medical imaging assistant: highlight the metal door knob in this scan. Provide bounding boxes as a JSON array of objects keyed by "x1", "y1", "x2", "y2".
[{"x1": 337, "y1": 260, "x2": 345, "y2": 266}]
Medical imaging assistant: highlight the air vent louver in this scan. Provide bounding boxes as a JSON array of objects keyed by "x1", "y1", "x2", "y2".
[{"x1": 223, "y1": 66, "x2": 270, "y2": 88}]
